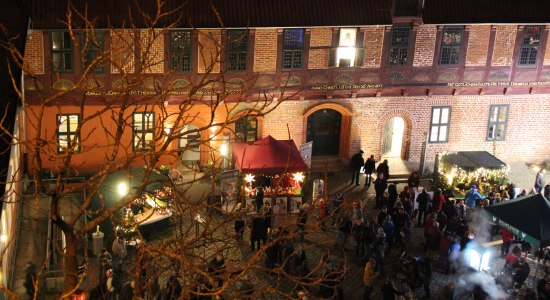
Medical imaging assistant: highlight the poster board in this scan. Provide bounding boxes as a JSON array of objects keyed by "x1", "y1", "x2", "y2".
[
  {"x1": 220, "y1": 170, "x2": 240, "y2": 212},
  {"x1": 299, "y1": 142, "x2": 313, "y2": 170}
]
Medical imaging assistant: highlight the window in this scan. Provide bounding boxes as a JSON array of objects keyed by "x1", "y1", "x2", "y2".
[
  {"x1": 170, "y1": 30, "x2": 192, "y2": 72},
  {"x1": 82, "y1": 31, "x2": 105, "y2": 73},
  {"x1": 57, "y1": 114, "x2": 80, "y2": 153},
  {"x1": 336, "y1": 28, "x2": 357, "y2": 67},
  {"x1": 519, "y1": 26, "x2": 542, "y2": 65},
  {"x1": 429, "y1": 107, "x2": 450, "y2": 143},
  {"x1": 133, "y1": 112, "x2": 155, "y2": 151},
  {"x1": 282, "y1": 29, "x2": 304, "y2": 69},
  {"x1": 51, "y1": 31, "x2": 73, "y2": 72},
  {"x1": 235, "y1": 117, "x2": 257, "y2": 142},
  {"x1": 439, "y1": 27, "x2": 463, "y2": 65},
  {"x1": 227, "y1": 30, "x2": 248, "y2": 71},
  {"x1": 388, "y1": 26, "x2": 411, "y2": 66},
  {"x1": 486, "y1": 105, "x2": 509, "y2": 141}
]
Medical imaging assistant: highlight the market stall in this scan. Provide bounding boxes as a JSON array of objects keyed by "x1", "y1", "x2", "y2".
[
  {"x1": 230, "y1": 136, "x2": 308, "y2": 213},
  {"x1": 436, "y1": 151, "x2": 509, "y2": 195}
]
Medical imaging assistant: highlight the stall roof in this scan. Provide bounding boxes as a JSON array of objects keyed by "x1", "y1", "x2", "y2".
[
  {"x1": 232, "y1": 136, "x2": 308, "y2": 174},
  {"x1": 441, "y1": 151, "x2": 506, "y2": 170},
  {"x1": 484, "y1": 194, "x2": 550, "y2": 247}
]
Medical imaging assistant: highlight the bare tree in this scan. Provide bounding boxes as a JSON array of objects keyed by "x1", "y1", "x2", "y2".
[{"x1": 0, "y1": 1, "x2": 346, "y2": 299}]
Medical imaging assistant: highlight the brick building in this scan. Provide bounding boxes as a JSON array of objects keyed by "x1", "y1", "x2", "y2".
[{"x1": 20, "y1": 0, "x2": 550, "y2": 175}]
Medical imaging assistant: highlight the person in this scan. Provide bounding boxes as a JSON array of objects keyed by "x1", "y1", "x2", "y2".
[
  {"x1": 255, "y1": 186, "x2": 265, "y2": 212},
  {"x1": 504, "y1": 246, "x2": 522, "y2": 274},
  {"x1": 24, "y1": 261, "x2": 37, "y2": 298},
  {"x1": 336, "y1": 213, "x2": 352, "y2": 250},
  {"x1": 250, "y1": 215, "x2": 264, "y2": 251},
  {"x1": 297, "y1": 204, "x2": 308, "y2": 242},
  {"x1": 118, "y1": 280, "x2": 135, "y2": 300},
  {"x1": 421, "y1": 258, "x2": 432, "y2": 299},
  {"x1": 416, "y1": 188, "x2": 430, "y2": 227},
  {"x1": 537, "y1": 273, "x2": 550, "y2": 300},
  {"x1": 350, "y1": 150, "x2": 365, "y2": 186},
  {"x1": 234, "y1": 203, "x2": 245, "y2": 239},
  {"x1": 545, "y1": 184, "x2": 550, "y2": 201},
  {"x1": 364, "y1": 155, "x2": 376, "y2": 187},
  {"x1": 208, "y1": 253, "x2": 226, "y2": 287},
  {"x1": 507, "y1": 182, "x2": 517, "y2": 199},
  {"x1": 381, "y1": 215, "x2": 395, "y2": 253},
  {"x1": 112, "y1": 235, "x2": 127, "y2": 268},
  {"x1": 363, "y1": 258, "x2": 379, "y2": 299},
  {"x1": 501, "y1": 228, "x2": 514, "y2": 257},
  {"x1": 376, "y1": 159, "x2": 390, "y2": 180},
  {"x1": 318, "y1": 197, "x2": 329, "y2": 230},
  {"x1": 374, "y1": 172, "x2": 388, "y2": 209},
  {"x1": 512, "y1": 258, "x2": 531, "y2": 288},
  {"x1": 387, "y1": 184, "x2": 398, "y2": 209},
  {"x1": 464, "y1": 185, "x2": 484, "y2": 208},
  {"x1": 535, "y1": 169, "x2": 546, "y2": 194},
  {"x1": 501, "y1": 190, "x2": 510, "y2": 201},
  {"x1": 407, "y1": 171, "x2": 420, "y2": 191},
  {"x1": 431, "y1": 188, "x2": 445, "y2": 212},
  {"x1": 377, "y1": 206, "x2": 388, "y2": 226}
]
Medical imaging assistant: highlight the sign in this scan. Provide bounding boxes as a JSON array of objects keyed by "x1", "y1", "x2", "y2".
[
  {"x1": 220, "y1": 170, "x2": 240, "y2": 213},
  {"x1": 489, "y1": 215, "x2": 539, "y2": 247},
  {"x1": 299, "y1": 142, "x2": 313, "y2": 169}
]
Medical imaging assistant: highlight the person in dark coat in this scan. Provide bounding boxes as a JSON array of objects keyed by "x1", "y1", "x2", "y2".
[
  {"x1": 350, "y1": 150, "x2": 365, "y2": 186},
  {"x1": 364, "y1": 155, "x2": 376, "y2": 187},
  {"x1": 535, "y1": 169, "x2": 546, "y2": 194},
  {"x1": 374, "y1": 172, "x2": 388, "y2": 209},
  {"x1": 164, "y1": 275, "x2": 182, "y2": 299},
  {"x1": 118, "y1": 280, "x2": 135, "y2": 300},
  {"x1": 250, "y1": 215, "x2": 264, "y2": 251},
  {"x1": 416, "y1": 188, "x2": 430, "y2": 226},
  {"x1": 387, "y1": 184, "x2": 398, "y2": 209},
  {"x1": 255, "y1": 186, "x2": 264, "y2": 212},
  {"x1": 24, "y1": 261, "x2": 37, "y2": 298},
  {"x1": 376, "y1": 159, "x2": 390, "y2": 180}
]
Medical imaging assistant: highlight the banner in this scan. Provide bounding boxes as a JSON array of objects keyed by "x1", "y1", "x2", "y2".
[{"x1": 299, "y1": 142, "x2": 313, "y2": 169}]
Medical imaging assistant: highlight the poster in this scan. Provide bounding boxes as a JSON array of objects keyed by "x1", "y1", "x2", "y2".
[{"x1": 220, "y1": 169, "x2": 240, "y2": 212}]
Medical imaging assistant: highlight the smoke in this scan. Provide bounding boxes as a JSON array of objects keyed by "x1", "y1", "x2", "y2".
[
  {"x1": 455, "y1": 271, "x2": 508, "y2": 299},
  {"x1": 467, "y1": 209, "x2": 494, "y2": 244}
]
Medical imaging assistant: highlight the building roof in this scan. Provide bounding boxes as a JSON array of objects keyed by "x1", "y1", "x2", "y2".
[
  {"x1": 441, "y1": 151, "x2": 507, "y2": 170},
  {"x1": 26, "y1": 0, "x2": 393, "y2": 29},
  {"x1": 423, "y1": 0, "x2": 550, "y2": 24}
]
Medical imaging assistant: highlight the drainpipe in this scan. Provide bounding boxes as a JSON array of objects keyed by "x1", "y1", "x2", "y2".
[{"x1": 20, "y1": 18, "x2": 30, "y2": 177}]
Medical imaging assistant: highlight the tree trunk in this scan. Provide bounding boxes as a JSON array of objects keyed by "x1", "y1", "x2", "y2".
[{"x1": 63, "y1": 233, "x2": 79, "y2": 295}]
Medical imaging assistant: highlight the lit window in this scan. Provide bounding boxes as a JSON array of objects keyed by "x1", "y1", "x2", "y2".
[
  {"x1": 429, "y1": 107, "x2": 450, "y2": 143},
  {"x1": 336, "y1": 28, "x2": 357, "y2": 67},
  {"x1": 519, "y1": 26, "x2": 542, "y2": 65},
  {"x1": 133, "y1": 112, "x2": 155, "y2": 151},
  {"x1": 486, "y1": 105, "x2": 509, "y2": 141},
  {"x1": 57, "y1": 114, "x2": 80, "y2": 153},
  {"x1": 51, "y1": 31, "x2": 73, "y2": 72}
]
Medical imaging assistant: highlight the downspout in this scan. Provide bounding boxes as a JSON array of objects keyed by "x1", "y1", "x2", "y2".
[{"x1": 20, "y1": 17, "x2": 30, "y2": 177}]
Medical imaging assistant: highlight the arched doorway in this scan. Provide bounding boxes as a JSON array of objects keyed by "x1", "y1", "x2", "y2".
[
  {"x1": 381, "y1": 117, "x2": 405, "y2": 158},
  {"x1": 306, "y1": 109, "x2": 342, "y2": 156}
]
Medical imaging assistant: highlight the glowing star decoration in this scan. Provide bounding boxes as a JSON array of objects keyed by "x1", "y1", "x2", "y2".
[
  {"x1": 244, "y1": 174, "x2": 255, "y2": 184},
  {"x1": 293, "y1": 172, "x2": 305, "y2": 183}
]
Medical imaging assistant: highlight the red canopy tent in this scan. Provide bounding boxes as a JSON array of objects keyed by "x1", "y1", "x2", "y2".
[{"x1": 231, "y1": 136, "x2": 308, "y2": 174}]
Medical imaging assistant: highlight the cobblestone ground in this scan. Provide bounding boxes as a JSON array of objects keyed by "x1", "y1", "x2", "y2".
[{"x1": 141, "y1": 172, "x2": 544, "y2": 299}]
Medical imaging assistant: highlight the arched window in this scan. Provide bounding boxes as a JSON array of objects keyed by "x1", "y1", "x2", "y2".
[{"x1": 235, "y1": 117, "x2": 257, "y2": 142}]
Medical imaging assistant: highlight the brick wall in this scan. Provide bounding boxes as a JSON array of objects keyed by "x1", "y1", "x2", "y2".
[
  {"x1": 308, "y1": 28, "x2": 332, "y2": 69},
  {"x1": 491, "y1": 25, "x2": 517, "y2": 66},
  {"x1": 198, "y1": 30, "x2": 221, "y2": 73},
  {"x1": 110, "y1": 29, "x2": 135, "y2": 74},
  {"x1": 363, "y1": 26, "x2": 385, "y2": 68},
  {"x1": 24, "y1": 30, "x2": 44, "y2": 75},
  {"x1": 253, "y1": 29, "x2": 278, "y2": 72},
  {"x1": 466, "y1": 25, "x2": 491, "y2": 66},
  {"x1": 263, "y1": 95, "x2": 550, "y2": 166},
  {"x1": 413, "y1": 25, "x2": 437, "y2": 67},
  {"x1": 140, "y1": 29, "x2": 164, "y2": 73}
]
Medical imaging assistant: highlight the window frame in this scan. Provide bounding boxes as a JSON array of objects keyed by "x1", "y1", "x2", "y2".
[
  {"x1": 439, "y1": 26, "x2": 464, "y2": 66},
  {"x1": 388, "y1": 26, "x2": 411, "y2": 67},
  {"x1": 486, "y1": 105, "x2": 509, "y2": 141},
  {"x1": 282, "y1": 29, "x2": 305, "y2": 70},
  {"x1": 81, "y1": 30, "x2": 105, "y2": 73},
  {"x1": 428, "y1": 106, "x2": 451, "y2": 143},
  {"x1": 57, "y1": 114, "x2": 80, "y2": 153},
  {"x1": 50, "y1": 31, "x2": 74, "y2": 73},
  {"x1": 235, "y1": 116, "x2": 258, "y2": 143},
  {"x1": 133, "y1": 112, "x2": 155, "y2": 152},
  {"x1": 518, "y1": 26, "x2": 543, "y2": 66},
  {"x1": 226, "y1": 30, "x2": 248, "y2": 72},
  {"x1": 169, "y1": 30, "x2": 193, "y2": 72}
]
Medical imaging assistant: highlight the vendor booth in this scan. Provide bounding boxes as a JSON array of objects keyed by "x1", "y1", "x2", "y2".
[
  {"x1": 436, "y1": 151, "x2": 509, "y2": 195},
  {"x1": 94, "y1": 167, "x2": 173, "y2": 240},
  {"x1": 231, "y1": 136, "x2": 308, "y2": 213}
]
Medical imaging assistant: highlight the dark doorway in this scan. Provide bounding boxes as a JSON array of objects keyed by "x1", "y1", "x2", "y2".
[{"x1": 307, "y1": 109, "x2": 341, "y2": 156}]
